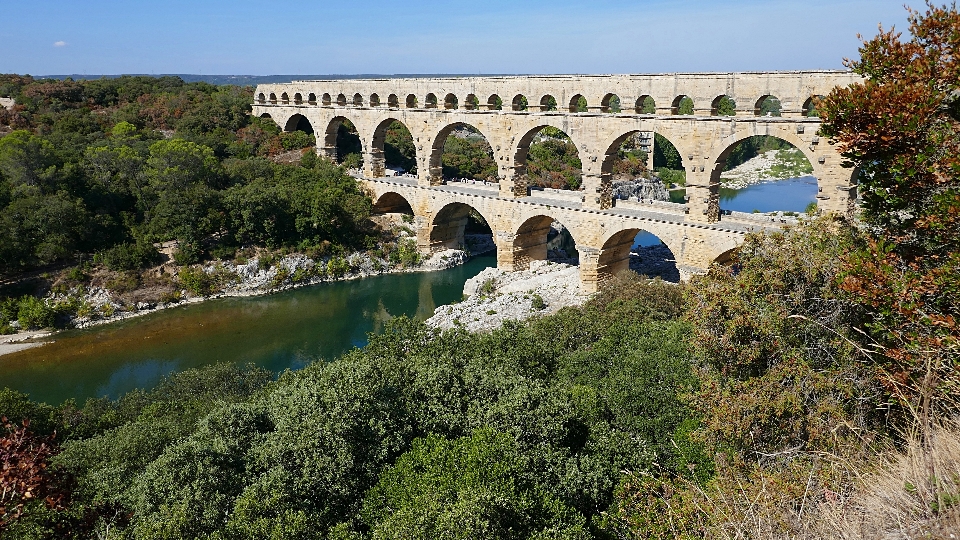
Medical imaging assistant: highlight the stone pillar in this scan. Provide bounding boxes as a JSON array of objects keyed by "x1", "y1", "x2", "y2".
[
  {"x1": 416, "y1": 155, "x2": 434, "y2": 188},
  {"x1": 320, "y1": 145, "x2": 338, "y2": 162},
  {"x1": 498, "y1": 163, "x2": 528, "y2": 199},
  {"x1": 578, "y1": 246, "x2": 601, "y2": 293},
  {"x1": 813, "y1": 153, "x2": 857, "y2": 217},
  {"x1": 684, "y1": 163, "x2": 721, "y2": 223},
  {"x1": 363, "y1": 148, "x2": 385, "y2": 178},
  {"x1": 581, "y1": 172, "x2": 612, "y2": 210},
  {"x1": 495, "y1": 232, "x2": 519, "y2": 271}
]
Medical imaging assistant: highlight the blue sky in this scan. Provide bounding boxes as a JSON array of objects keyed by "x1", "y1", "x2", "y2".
[{"x1": 2, "y1": 0, "x2": 912, "y2": 75}]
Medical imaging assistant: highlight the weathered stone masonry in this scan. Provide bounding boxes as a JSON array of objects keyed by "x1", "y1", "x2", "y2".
[{"x1": 253, "y1": 71, "x2": 861, "y2": 291}]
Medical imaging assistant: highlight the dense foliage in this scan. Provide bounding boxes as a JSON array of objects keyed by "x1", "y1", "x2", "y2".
[{"x1": 0, "y1": 75, "x2": 370, "y2": 278}]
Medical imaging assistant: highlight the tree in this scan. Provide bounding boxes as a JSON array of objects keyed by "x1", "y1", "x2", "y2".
[{"x1": 818, "y1": 2, "x2": 960, "y2": 421}]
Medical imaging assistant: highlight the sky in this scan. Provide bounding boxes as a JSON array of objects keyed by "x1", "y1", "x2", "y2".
[{"x1": 1, "y1": 0, "x2": 914, "y2": 76}]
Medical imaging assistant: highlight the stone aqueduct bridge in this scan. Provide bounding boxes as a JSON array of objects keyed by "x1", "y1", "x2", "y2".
[{"x1": 252, "y1": 71, "x2": 862, "y2": 291}]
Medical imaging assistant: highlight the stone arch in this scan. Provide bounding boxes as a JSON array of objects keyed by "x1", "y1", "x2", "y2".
[
  {"x1": 755, "y1": 95, "x2": 781, "y2": 116},
  {"x1": 512, "y1": 94, "x2": 528, "y2": 111},
  {"x1": 597, "y1": 129, "x2": 659, "y2": 207},
  {"x1": 487, "y1": 94, "x2": 502, "y2": 110},
  {"x1": 257, "y1": 92, "x2": 266, "y2": 104},
  {"x1": 601, "y1": 93, "x2": 621, "y2": 113},
  {"x1": 259, "y1": 113, "x2": 272, "y2": 120},
  {"x1": 671, "y1": 95, "x2": 694, "y2": 115},
  {"x1": 405, "y1": 94, "x2": 418, "y2": 108},
  {"x1": 308, "y1": 93, "x2": 317, "y2": 105},
  {"x1": 269, "y1": 93, "x2": 278, "y2": 104},
  {"x1": 322, "y1": 93, "x2": 332, "y2": 106},
  {"x1": 294, "y1": 92, "x2": 303, "y2": 105},
  {"x1": 387, "y1": 94, "x2": 399, "y2": 108},
  {"x1": 283, "y1": 113, "x2": 315, "y2": 134},
  {"x1": 443, "y1": 93, "x2": 458, "y2": 110},
  {"x1": 713, "y1": 247, "x2": 738, "y2": 267},
  {"x1": 569, "y1": 94, "x2": 587, "y2": 113},
  {"x1": 322, "y1": 115, "x2": 362, "y2": 163},
  {"x1": 353, "y1": 93, "x2": 363, "y2": 106},
  {"x1": 429, "y1": 202, "x2": 495, "y2": 251},
  {"x1": 428, "y1": 122, "x2": 496, "y2": 184},
  {"x1": 281, "y1": 92, "x2": 290, "y2": 104},
  {"x1": 464, "y1": 94, "x2": 479, "y2": 110},
  {"x1": 370, "y1": 93, "x2": 381, "y2": 107},
  {"x1": 425, "y1": 93, "x2": 438, "y2": 108},
  {"x1": 539, "y1": 95, "x2": 558, "y2": 112},
  {"x1": 596, "y1": 227, "x2": 679, "y2": 284},
  {"x1": 509, "y1": 214, "x2": 582, "y2": 271},
  {"x1": 372, "y1": 191, "x2": 415, "y2": 215},
  {"x1": 336, "y1": 93, "x2": 347, "y2": 106},
  {"x1": 513, "y1": 124, "x2": 583, "y2": 192},
  {"x1": 370, "y1": 117, "x2": 417, "y2": 177},
  {"x1": 803, "y1": 95, "x2": 822, "y2": 117},
  {"x1": 635, "y1": 95, "x2": 655, "y2": 114},
  {"x1": 711, "y1": 95, "x2": 736, "y2": 116}
]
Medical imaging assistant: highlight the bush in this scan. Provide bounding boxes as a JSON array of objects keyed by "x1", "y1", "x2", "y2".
[
  {"x1": 95, "y1": 242, "x2": 162, "y2": 272},
  {"x1": 177, "y1": 267, "x2": 214, "y2": 296},
  {"x1": 531, "y1": 294, "x2": 546, "y2": 311},
  {"x1": 16, "y1": 295, "x2": 55, "y2": 329}
]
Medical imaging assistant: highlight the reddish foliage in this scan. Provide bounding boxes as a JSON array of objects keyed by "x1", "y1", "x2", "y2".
[{"x1": 0, "y1": 417, "x2": 66, "y2": 529}]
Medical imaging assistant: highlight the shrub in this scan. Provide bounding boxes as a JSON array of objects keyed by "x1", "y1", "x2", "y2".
[
  {"x1": 17, "y1": 296, "x2": 55, "y2": 329},
  {"x1": 177, "y1": 267, "x2": 214, "y2": 297},
  {"x1": 531, "y1": 293, "x2": 546, "y2": 311},
  {"x1": 327, "y1": 257, "x2": 349, "y2": 278},
  {"x1": 95, "y1": 242, "x2": 162, "y2": 272}
]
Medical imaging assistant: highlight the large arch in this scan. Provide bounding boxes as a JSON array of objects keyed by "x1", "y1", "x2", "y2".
[
  {"x1": 428, "y1": 202, "x2": 495, "y2": 251},
  {"x1": 512, "y1": 124, "x2": 583, "y2": 193},
  {"x1": 370, "y1": 118, "x2": 417, "y2": 177},
  {"x1": 283, "y1": 113, "x2": 315, "y2": 134},
  {"x1": 596, "y1": 228, "x2": 679, "y2": 284},
  {"x1": 372, "y1": 191, "x2": 415, "y2": 215},
  {"x1": 509, "y1": 214, "x2": 581, "y2": 271},
  {"x1": 428, "y1": 122, "x2": 496, "y2": 184},
  {"x1": 322, "y1": 115, "x2": 362, "y2": 164}
]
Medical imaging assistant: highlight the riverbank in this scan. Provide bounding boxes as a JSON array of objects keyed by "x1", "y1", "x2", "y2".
[
  {"x1": 720, "y1": 148, "x2": 815, "y2": 189},
  {"x1": 0, "y1": 232, "x2": 497, "y2": 357}
]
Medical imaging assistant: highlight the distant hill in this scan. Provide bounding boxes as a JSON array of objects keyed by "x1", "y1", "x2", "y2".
[{"x1": 37, "y1": 74, "x2": 512, "y2": 86}]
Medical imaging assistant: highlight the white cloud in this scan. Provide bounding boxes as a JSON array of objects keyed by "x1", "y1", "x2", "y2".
[{"x1": 53, "y1": 41, "x2": 67, "y2": 47}]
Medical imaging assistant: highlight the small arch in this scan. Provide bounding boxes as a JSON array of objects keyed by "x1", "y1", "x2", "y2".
[
  {"x1": 283, "y1": 113, "x2": 315, "y2": 134},
  {"x1": 802, "y1": 96, "x2": 822, "y2": 117},
  {"x1": 486, "y1": 94, "x2": 502, "y2": 110},
  {"x1": 405, "y1": 94, "x2": 418, "y2": 108},
  {"x1": 269, "y1": 93, "x2": 278, "y2": 104},
  {"x1": 425, "y1": 93, "x2": 438, "y2": 108},
  {"x1": 336, "y1": 93, "x2": 347, "y2": 106},
  {"x1": 443, "y1": 93, "x2": 458, "y2": 110},
  {"x1": 322, "y1": 93, "x2": 332, "y2": 106},
  {"x1": 429, "y1": 202, "x2": 494, "y2": 251},
  {"x1": 353, "y1": 93, "x2": 363, "y2": 106},
  {"x1": 257, "y1": 92, "x2": 266, "y2": 104},
  {"x1": 597, "y1": 228, "x2": 678, "y2": 284},
  {"x1": 307, "y1": 93, "x2": 317, "y2": 105},
  {"x1": 569, "y1": 94, "x2": 587, "y2": 113},
  {"x1": 370, "y1": 93, "x2": 381, "y2": 107},
  {"x1": 294, "y1": 92, "x2": 303, "y2": 105},
  {"x1": 711, "y1": 95, "x2": 736, "y2": 116},
  {"x1": 372, "y1": 191, "x2": 415, "y2": 215},
  {"x1": 601, "y1": 93, "x2": 621, "y2": 113},
  {"x1": 464, "y1": 94, "x2": 479, "y2": 110},
  {"x1": 635, "y1": 95, "x2": 655, "y2": 114},
  {"x1": 512, "y1": 94, "x2": 528, "y2": 111},
  {"x1": 259, "y1": 113, "x2": 272, "y2": 119},
  {"x1": 539, "y1": 95, "x2": 557, "y2": 112},
  {"x1": 671, "y1": 95, "x2": 694, "y2": 115},
  {"x1": 755, "y1": 95, "x2": 781, "y2": 117},
  {"x1": 281, "y1": 92, "x2": 290, "y2": 104},
  {"x1": 387, "y1": 94, "x2": 399, "y2": 108}
]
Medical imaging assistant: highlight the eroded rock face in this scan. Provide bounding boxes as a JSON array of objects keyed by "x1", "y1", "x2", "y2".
[{"x1": 612, "y1": 177, "x2": 670, "y2": 202}]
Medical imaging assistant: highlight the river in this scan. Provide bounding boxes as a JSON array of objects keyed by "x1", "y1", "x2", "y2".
[{"x1": 0, "y1": 256, "x2": 495, "y2": 405}]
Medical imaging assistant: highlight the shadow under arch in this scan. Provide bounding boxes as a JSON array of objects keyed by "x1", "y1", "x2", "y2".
[
  {"x1": 513, "y1": 124, "x2": 583, "y2": 192},
  {"x1": 597, "y1": 227, "x2": 679, "y2": 284},
  {"x1": 428, "y1": 122, "x2": 496, "y2": 184},
  {"x1": 370, "y1": 117, "x2": 417, "y2": 177},
  {"x1": 283, "y1": 113, "x2": 314, "y2": 134},
  {"x1": 429, "y1": 201, "x2": 494, "y2": 252},
  {"x1": 372, "y1": 191, "x2": 415, "y2": 215},
  {"x1": 510, "y1": 214, "x2": 581, "y2": 271}
]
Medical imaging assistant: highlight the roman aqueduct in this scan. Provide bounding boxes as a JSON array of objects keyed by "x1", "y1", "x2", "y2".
[{"x1": 252, "y1": 71, "x2": 862, "y2": 291}]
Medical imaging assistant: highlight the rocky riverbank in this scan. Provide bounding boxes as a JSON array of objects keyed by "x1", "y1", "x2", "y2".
[{"x1": 720, "y1": 148, "x2": 814, "y2": 189}]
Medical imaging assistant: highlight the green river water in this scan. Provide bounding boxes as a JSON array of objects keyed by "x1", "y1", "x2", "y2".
[{"x1": 0, "y1": 256, "x2": 496, "y2": 405}]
